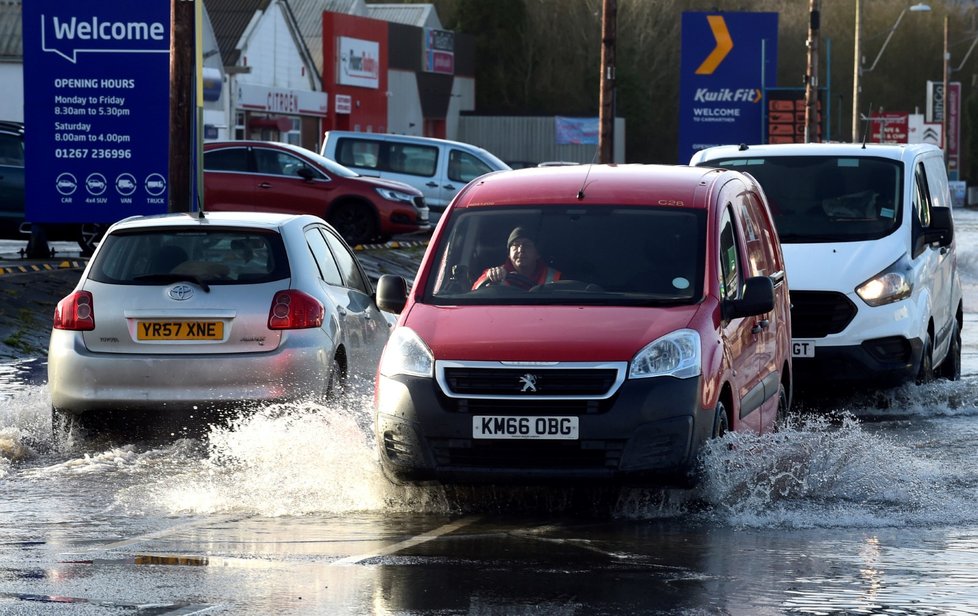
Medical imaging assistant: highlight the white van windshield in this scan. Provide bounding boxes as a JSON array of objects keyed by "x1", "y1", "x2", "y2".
[
  {"x1": 424, "y1": 206, "x2": 706, "y2": 306},
  {"x1": 702, "y1": 156, "x2": 902, "y2": 243}
]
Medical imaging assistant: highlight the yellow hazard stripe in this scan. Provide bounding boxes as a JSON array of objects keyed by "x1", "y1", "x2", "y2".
[
  {"x1": 135, "y1": 554, "x2": 209, "y2": 566},
  {"x1": 353, "y1": 238, "x2": 429, "y2": 252},
  {"x1": 0, "y1": 260, "x2": 85, "y2": 275}
]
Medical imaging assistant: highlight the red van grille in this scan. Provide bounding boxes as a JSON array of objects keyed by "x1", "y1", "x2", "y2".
[{"x1": 442, "y1": 367, "x2": 619, "y2": 397}]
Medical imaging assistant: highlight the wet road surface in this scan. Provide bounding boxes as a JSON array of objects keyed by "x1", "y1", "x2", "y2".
[{"x1": 3, "y1": 216, "x2": 978, "y2": 614}]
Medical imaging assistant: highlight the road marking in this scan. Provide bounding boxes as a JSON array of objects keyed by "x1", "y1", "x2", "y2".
[
  {"x1": 61, "y1": 515, "x2": 243, "y2": 554},
  {"x1": 330, "y1": 516, "x2": 480, "y2": 566}
]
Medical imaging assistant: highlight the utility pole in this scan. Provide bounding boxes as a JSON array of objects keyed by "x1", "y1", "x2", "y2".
[
  {"x1": 804, "y1": 0, "x2": 821, "y2": 143},
  {"x1": 599, "y1": 0, "x2": 616, "y2": 164},
  {"x1": 941, "y1": 15, "x2": 951, "y2": 169},
  {"x1": 851, "y1": 0, "x2": 862, "y2": 142},
  {"x1": 169, "y1": 0, "x2": 194, "y2": 213}
]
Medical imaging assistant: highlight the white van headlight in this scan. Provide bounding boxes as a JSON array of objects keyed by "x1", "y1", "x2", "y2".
[
  {"x1": 629, "y1": 329, "x2": 701, "y2": 379},
  {"x1": 379, "y1": 327, "x2": 434, "y2": 378},
  {"x1": 856, "y1": 256, "x2": 912, "y2": 307},
  {"x1": 375, "y1": 187, "x2": 417, "y2": 204}
]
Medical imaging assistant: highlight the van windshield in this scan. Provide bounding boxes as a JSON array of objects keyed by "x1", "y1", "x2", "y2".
[
  {"x1": 702, "y1": 156, "x2": 902, "y2": 243},
  {"x1": 423, "y1": 206, "x2": 706, "y2": 306}
]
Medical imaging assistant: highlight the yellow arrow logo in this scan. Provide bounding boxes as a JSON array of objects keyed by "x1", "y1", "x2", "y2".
[{"x1": 695, "y1": 15, "x2": 733, "y2": 75}]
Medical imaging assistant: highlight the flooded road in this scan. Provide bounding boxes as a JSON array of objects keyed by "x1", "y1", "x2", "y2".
[{"x1": 3, "y1": 218, "x2": 978, "y2": 614}]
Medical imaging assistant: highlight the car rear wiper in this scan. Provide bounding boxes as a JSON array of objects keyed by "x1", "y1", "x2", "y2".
[{"x1": 132, "y1": 273, "x2": 211, "y2": 292}]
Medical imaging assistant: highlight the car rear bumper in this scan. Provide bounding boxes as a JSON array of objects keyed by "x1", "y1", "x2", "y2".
[
  {"x1": 375, "y1": 373, "x2": 713, "y2": 486},
  {"x1": 47, "y1": 330, "x2": 333, "y2": 413}
]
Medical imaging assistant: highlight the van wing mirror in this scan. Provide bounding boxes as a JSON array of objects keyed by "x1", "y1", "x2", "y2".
[
  {"x1": 723, "y1": 276, "x2": 775, "y2": 320},
  {"x1": 376, "y1": 274, "x2": 408, "y2": 314},
  {"x1": 924, "y1": 206, "x2": 954, "y2": 248}
]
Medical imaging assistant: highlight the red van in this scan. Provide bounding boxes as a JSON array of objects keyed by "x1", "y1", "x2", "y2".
[{"x1": 374, "y1": 164, "x2": 792, "y2": 487}]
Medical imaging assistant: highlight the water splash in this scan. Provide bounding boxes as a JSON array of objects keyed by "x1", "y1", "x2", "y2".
[
  {"x1": 5, "y1": 378, "x2": 978, "y2": 527},
  {"x1": 694, "y1": 411, "x2": 971, "y2": 528}
]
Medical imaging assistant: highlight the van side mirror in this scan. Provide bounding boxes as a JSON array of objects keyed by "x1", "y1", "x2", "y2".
[
  {"x1": 376, "y1": 274, "x2": 408, "y2": 314},
  {"x1": 723, "y1": 276, "x2": 775, "y2": 320},
  {"x1": 924, "y1": 206, "x2": 954, "y2": 248}
]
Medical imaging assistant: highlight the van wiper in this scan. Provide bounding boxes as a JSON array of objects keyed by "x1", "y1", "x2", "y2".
[{"x1": 132, "y1": 273, "x2": 211, "y2": 292}]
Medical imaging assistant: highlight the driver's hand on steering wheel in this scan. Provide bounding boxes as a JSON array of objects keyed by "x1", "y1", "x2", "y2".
[{"x1": 486, "y1": 266, "x2": 507, "y2": 284}]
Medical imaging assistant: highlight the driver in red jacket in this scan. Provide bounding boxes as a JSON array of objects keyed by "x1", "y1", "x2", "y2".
[{"x1": 472, "y1": 226, "x2": 562, "y2": 290}]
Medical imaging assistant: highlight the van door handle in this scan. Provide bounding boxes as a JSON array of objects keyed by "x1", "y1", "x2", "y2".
[
  {"x1": 426, "y1": 181, "x2": 439, "y2": 187},
  {"x1": 443, "y1": 184, "x2": 456, "y2": 190},
  {"x1": 751, "y1": 319, "x2": 769, "y2": 334},
  {"x1": 258, "y1": 182, "x2": 272, "y2": 189}
]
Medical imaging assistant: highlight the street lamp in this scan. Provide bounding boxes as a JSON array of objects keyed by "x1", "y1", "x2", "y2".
[{"x1": 852, "y1": 1, "x2": 931, "y2": 142}]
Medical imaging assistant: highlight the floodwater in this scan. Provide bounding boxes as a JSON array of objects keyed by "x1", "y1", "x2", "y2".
[{"x1": 2, "y1": 217, "x2": 978, "y2": 614}]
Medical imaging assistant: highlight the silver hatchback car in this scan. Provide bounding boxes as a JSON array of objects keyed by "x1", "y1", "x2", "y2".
[{"x1": 48, "y1": 211, "x2": 390, "y2": 432}]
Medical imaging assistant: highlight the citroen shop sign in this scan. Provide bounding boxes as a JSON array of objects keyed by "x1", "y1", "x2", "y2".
[{"x1": 22, "y1": 1, "x2": 171, "y2": 224}]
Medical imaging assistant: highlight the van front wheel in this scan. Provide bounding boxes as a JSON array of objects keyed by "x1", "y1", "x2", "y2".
[
  {"x1": 936, "y1": 320, "x2": 962, "y2": 381},
  {"x1": 711, "y1": 401, "x2": 729, "y2": 438},
  {"x1": 916, "y1": 333, "x2": 934, "y2": 384}
]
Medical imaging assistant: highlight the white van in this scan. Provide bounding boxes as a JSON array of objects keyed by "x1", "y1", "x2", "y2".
[
  {"x1": 321, "y1": 131, "x2": 510, "y2": 219},
  {"x1": 691, "y1": 142, "x2": 962, "y2": 387}
]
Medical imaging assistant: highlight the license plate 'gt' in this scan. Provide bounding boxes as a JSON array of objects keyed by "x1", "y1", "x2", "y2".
[
  {"x1": 792, "y1": 339, "x2": 815, "y2": 358},
  {"x1": 137, "y1": 320, "x2": 224, "y2": 341},
  {"x1": 473, "y1": 416, "x2": 579, "y2": 440}
]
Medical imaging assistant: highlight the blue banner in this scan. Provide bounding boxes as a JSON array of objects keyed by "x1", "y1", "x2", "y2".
[
  {"x1": 678, "y1": 12, "x2": 778, "y2": 163},
  {"x1": 555, "y1": 117, "x2": 598, "y2": 145},
  {"x1": 22, "y1": 1, "x2": 171, "y2": 223}
]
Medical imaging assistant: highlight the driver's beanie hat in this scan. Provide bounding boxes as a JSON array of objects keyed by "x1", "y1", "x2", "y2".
[{"x1": 508, "y1": 226, "x2": 533, "y2": 247}]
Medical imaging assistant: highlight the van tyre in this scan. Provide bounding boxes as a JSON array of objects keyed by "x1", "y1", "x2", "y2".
[
  {"x1": 936, "y1": 320, "x2": 962, "y2": 381},
  {"x1": 916, "y1": 333, "x2": 934, "y2": 384},
  {"x1": 712, "y1": 401, "x2": 729, "y2": 438},
  {"x1": 775, "y1": 383, "x2": 789, "y2": 429}
]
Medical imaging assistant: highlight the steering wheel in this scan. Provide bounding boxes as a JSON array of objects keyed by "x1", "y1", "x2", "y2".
[{"x1": 476, "y1": 271, "x2": 535, "y2": 290}]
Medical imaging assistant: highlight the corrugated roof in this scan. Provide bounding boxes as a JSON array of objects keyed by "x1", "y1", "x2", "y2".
[
  {"x1": 366, "y1": 3, "x2": 441, "y2": 29},
  {"x1": 289, "y1": 0, "x2": 367, "y2": 76},
  {"x1": 0, "y1": 0, "x2": 22, "y2": 59},
  {"x1": 204, "y1": 0, "x2": 270, "y2": 67}
]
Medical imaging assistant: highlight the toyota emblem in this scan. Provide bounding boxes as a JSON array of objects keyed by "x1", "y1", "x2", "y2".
[{"x1": 168, "y1": 284, "x2": 195, "y2": 301}]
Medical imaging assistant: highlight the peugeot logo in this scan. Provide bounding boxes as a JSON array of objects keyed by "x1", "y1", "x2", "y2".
[
  {"x1": 168, "y1": 284, "x2": 195, "y2": 301},
  {"x1": 519, "y1": 373, "x2": 538, "y2": 393}
]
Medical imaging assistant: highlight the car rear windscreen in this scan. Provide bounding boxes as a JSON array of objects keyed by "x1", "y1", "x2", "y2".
[{"x1": 88, "y1": 228, "x2": 290, "y2": 285}]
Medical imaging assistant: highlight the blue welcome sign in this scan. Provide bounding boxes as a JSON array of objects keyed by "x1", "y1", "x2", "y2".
[
  {"x1": 22, "y1": 0, "x2": 170, "y2": 224},
  {"x1": 678, "y1": 12, "x2": 778, "y2": 163}
]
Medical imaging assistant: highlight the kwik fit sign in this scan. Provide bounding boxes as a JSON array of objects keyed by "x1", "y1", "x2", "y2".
[{"x1": 679, "y1": 12, "x2": 778, "y2": 163}]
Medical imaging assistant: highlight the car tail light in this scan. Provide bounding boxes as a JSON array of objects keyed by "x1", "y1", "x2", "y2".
[
  {"x1": 268, "y1": 290, "x2": 324, "y2": 330},
  {"x1": 53, "y1": 291, "x2": 95, "y2": 331}
]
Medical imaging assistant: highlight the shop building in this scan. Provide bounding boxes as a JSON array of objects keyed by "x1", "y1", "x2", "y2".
[{"x1": 206, "y1": 0, "x2": 327, "y2": 151}]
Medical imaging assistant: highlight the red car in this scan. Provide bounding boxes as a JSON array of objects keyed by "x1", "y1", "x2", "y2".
[
  {"x1": 203, "y1": 140, "x2": 429, "y2": 246},
  {"x1": 373, "y1": 164, "x2": 793, "y2": 487}
]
